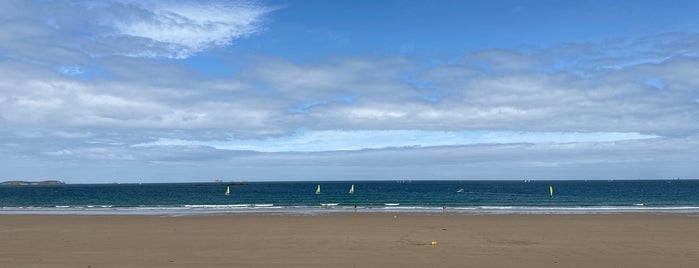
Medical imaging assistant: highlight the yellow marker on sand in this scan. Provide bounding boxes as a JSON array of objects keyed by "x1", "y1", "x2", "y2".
[{"x1": 431, "y1": 241, "x2": 437, "y2": 246}]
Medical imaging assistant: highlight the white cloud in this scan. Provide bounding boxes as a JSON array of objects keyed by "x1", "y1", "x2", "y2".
[
  {"x1": 103, "y1": 0, "x2": 274, "y2": 59},
  {"x1": 135, "y1": 130, "x2": 658, "y2": 152},
  {"x1": 0, "y1": 0, "x2": 274, "y2": 61},
  {"x1": 58, "y1": 65, "x2": 86, "y2": 77}
]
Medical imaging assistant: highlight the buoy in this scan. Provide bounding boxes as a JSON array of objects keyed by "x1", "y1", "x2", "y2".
[{"x1": 431, "y1": 241, "x2": 437, "y2": 246}]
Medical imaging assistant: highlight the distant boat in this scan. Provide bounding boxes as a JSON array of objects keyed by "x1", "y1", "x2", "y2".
[
  {"x1": 225, "y1": 186, "x2": 231, "y2": 196},
  {"x1": 549, "y1": 185, "x2": 553, "y2": 198},
  {"x1": 456, "y1": 188, "x2": 464, "y2": 193},
  {"x1": 349, "y1": 184, "x2": 355, "y2": 194},
  {"x1": 315, "y1": 184, "x2": 321, "y2": 194}
]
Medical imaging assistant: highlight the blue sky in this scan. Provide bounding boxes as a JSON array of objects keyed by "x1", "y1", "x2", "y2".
[{"x1": 1, "y1": 0, "x2": 698, "y2": 183}]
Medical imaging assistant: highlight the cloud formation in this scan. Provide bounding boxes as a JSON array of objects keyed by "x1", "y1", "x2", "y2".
[
  {"x1": 1, "y1": 1, "x2": 698, "y2": 181},
  {"x1": 3, "y1": 35, "x2": 699, "y2": 134},
  {"x1": 99, "y1": 0, "x2": 273, "y2": 58},
  {"x1": 4, "y1": 134, "x2": 698, "y2": 183},
  {"x1": 2, "y1": 32, "x2": 699, "y2": 143},
  {"x1": 0, "y1": 0, "x2": 272, "y2": 60},
  {"x1": 137, "y1": 130, "x2": 658, "y2": 152}
]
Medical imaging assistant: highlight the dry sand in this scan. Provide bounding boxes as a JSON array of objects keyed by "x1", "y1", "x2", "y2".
[{"x1": 1, "y1": 213, "x2": 697, "y2": 267}]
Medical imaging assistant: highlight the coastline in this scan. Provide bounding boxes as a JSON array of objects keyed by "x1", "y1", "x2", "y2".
[
  {"x1": 1, "y1": 213, "x2": 697, "y2": 267},
  {"x1": 2, "y1": 204, "x2": 699, "y2": 216}
]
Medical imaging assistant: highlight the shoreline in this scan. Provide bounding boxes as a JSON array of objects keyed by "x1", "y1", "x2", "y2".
[
  {"x1": 2, "y1": 204, "x2": 699, "y2": 216},
  {"x1": 1, "y1": 213, "x2": 697, "y2": 267}
]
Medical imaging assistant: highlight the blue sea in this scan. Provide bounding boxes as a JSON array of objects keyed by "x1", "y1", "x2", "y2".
[{"x1": 1, "y1": 180, "x2": 698, "y2": 215}]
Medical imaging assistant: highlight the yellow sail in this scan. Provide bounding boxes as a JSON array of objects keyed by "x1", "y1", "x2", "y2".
[
  {"x1": 549, "y1": 185, "x2": 553, "y2": 198},
  {"x1": 315, "y1": 184, "x2": 321, "y2": 194},
  {"x1": 225, "y1": 186, "x2": 230, "y2": 196},
  {"x1": 349, "y1": 184, "x2": 354, "y2": 194}
]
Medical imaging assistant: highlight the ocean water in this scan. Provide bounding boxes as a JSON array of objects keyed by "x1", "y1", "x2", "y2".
[{"x1": 1, "y1": 180, "x2": 698, "y2": 215}]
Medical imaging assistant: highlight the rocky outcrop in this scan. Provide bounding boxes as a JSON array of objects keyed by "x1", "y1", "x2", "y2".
[{"x1": 0, "y1": 180, "x2": 66, "y2": 185}]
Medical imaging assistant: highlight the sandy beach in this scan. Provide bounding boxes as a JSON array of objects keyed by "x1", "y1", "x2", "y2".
[{"x1": 0, "y1": 213, "x2": 697, "y2": 267}]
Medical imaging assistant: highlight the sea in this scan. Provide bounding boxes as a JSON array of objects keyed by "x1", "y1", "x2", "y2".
[{"x1": 1, "y1": 180, "x2": 698, "y2": 216}]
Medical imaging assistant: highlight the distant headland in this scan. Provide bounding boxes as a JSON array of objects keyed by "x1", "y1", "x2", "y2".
[{"x1": 0, "y1": 180, "x2": 65, "y2": 185}]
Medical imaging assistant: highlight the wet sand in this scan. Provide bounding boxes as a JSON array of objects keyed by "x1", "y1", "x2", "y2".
[{"x1": 1, "y1": 213, "x2": 697, "y2": 267}]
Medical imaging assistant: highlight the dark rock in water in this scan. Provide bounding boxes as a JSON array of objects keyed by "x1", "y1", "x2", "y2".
[{"x1": 0, "y1": 180, "x2": 66, "y2": 185}]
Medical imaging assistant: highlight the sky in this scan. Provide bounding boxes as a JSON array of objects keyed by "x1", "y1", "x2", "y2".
[{"x1": 1, "y1": 0, "x2": 699, "y2": 183}]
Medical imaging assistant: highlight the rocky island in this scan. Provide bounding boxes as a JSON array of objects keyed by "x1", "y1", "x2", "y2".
[{"x1": 0, "y1": 180, "x2": 65, "y2": 185}]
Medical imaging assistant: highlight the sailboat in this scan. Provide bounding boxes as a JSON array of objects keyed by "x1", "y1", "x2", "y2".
[
  {"x1": 315, "y1": 184, "x2": 321, "y2": 194},
  {"x1": 225, "y1": 186, "x2": 231, "y2": 196},
  {"x1": 549, "y1": 185, "x2": 553, "y2": 198},
  {"x1": 349, "y1": 184, "x2": 354, "y2": 194}
]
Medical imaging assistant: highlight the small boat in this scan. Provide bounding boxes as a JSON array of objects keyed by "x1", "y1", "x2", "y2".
[
  {"x1": 549, "y1": 185, "x2": 553, "y2": 198},
  {"x1": 456, "y1": 188, "x2": 464, "y2": 193},
  {"x1": 349, "y1": 184, "x2": 355, "y2": 194},
  {"x1": 225, "y1": 186, "x2": 231, "y2": 196},
  {"x1": 315, "y1": 184, "x2": 321, "y2": 194}
]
